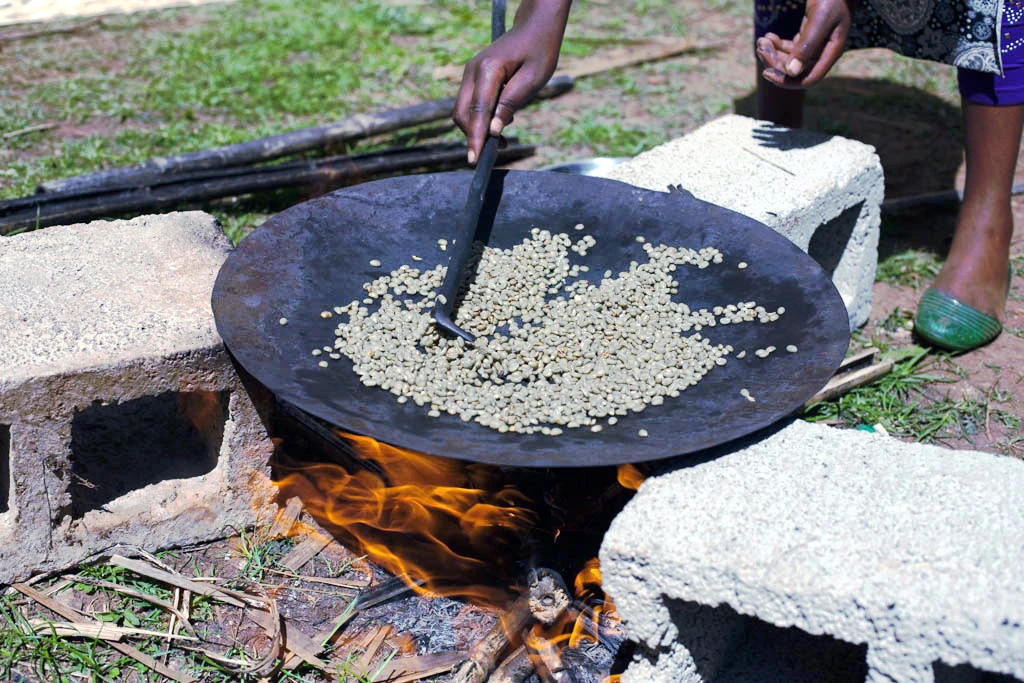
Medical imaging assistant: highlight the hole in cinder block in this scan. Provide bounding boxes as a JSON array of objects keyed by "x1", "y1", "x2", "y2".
[
  {"x1": 69, "y1": 391, "x2": 228, "y2": 518},
  {"x1": 934, "y1": 661, "x2": 1022, "y2": 683},
  {"x1": 807, "y1": 201, "x2": 862, "y2": 278},
  {"x1": 664, "y1": 598, "x2": 869, "y2": 682},
  {"x1": 0, "y1": 425, "x2": 9, "y2": 514}
]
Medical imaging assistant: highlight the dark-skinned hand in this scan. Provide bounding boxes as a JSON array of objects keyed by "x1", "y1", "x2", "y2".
[
  {"x1": 453, "y1": 0, "x2": 571, "y2": 164},
  {"x1": 756, "y1": 0, "x2": 856, "y2": 88}
]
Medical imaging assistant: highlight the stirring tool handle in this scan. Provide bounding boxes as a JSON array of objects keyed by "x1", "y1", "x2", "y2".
[{"x1": 435, "y1": 135, "x2": 500, "y2": 317}]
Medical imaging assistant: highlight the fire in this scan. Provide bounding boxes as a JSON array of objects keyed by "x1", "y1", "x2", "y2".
[
  {"x1": 616, "y1": 463, "x2": 646, "y2": 491},
  {"x1": 177, "y1": 390, "x2": 225, "y2": 443},
  {"x1": 574, "y1": 557, "x2": 603, "y2": 599},
  {"x1": 524, "y1": 557, "x2": 626, "y2": 679},
  {"x1": 274, "y1": 431, "x2": 536, "y2": 603}
]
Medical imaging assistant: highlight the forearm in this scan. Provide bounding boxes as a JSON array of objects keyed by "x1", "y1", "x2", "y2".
[{"x1": 510, "y1": 0, "x2": 573, "y2": 40}]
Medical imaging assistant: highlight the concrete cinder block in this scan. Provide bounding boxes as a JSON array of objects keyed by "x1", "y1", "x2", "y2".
[
  {"x1": 0, "y1": 212, "x2": 277, "y2": 583},
  {"x1": 605, "y1": 115, "x2": 883, "y2": 330},
  {"x1": 600, "y1": 420, "x2": 1024, "y2": 683}
]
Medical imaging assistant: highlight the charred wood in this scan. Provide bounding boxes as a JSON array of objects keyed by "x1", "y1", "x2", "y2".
[
  {"x1": 35, "y1": 76, "x2": 572, "y2": 196},
  {"x1": 451, "y1": 568, "x2": 570, "y2": 683},
  {"x1": 527, "y1": 568, "x2": 571, "y2": 627},
  {"x1": 487, "y1": 645, "x2": 534, "y2": 683},
  {"x1": 450, "y1": 596, "x2": 534, "y2": 683},
  {"x1": 523, "y1": 628, "x2": 578, "y2": 683},
  {"x1": 0, "y1": 142, "x2": 534, "y2": 235}
]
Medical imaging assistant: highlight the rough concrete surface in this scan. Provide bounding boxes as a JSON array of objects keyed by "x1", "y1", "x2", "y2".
[
  {"x1": 606, "y1": 115, "x2": 883, "y2": 329},
  {"x1": 601, "y1": 420, "x2": 1024, "y2": 683},
  {"x1": 0, "y1": 212, "x2": 276, "y2": 584},
  {"x1": 0, "y1": 212, "x2": 227, "y2": 387}
]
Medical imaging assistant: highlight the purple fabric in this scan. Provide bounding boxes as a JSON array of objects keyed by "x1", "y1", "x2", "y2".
[
  {"x1": 756, "y1": 0, "x2": 1024, "y2": 105},
  {"x1": 959, "y1": 0, "x2": 1024, "y2": 105},
  {"x1": 754, "y1": 0, "x2": 804, "y2": 42}
]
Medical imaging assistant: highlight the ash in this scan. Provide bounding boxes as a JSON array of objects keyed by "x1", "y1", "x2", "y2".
[{"x1": 352, "y1": 594, "x2": 499, "y2": 655}]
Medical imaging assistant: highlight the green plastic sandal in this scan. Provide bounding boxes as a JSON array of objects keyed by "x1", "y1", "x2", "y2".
[{"x1": 913, "y1": 288, "x2": 1003, "y2": 352}]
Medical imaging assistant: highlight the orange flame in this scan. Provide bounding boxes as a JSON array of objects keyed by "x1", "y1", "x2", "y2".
[
  {"x1": 574, "y1": 557, "x2": 603, "y2": 599},
  {"x1": 616, "y1": 463, "x2": 646, "y2": 491},
  {"x1": 275, "y1": 431, "x2": 536, "y2": 604},
  {"x1": 177, "y1": 390, "x2": 225, "y2": 443},
  {"x1": 568, "y1": 558, "x2": 623, "y2": 650}
]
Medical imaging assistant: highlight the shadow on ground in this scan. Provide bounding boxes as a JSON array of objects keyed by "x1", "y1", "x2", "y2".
[{"x1": 735, "y1": 76, "x2": 964, "y2": 262}]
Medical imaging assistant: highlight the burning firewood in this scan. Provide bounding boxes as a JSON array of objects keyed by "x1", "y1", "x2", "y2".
[
  {"x1": 523, "y1": 630, "x2": 578, "y2": 683},
  {"x1": 487, "y1": 645, "x2": 534, "y2": 683},
  {"x1": 451, "y1": 568, "x2": 571, "y2": 683},
  {"x1": 527, "y1": 568, "x2": 572, "y2": 627},
  {"x1": 450, "y1": 595, "x2": 534, "y2": 683}
]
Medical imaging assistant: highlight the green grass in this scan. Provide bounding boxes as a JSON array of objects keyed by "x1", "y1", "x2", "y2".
[
  {"x1": 2, "y1": 0, "x2": 727, "y2": 242},
  {"x1": 0, "y1": 538, "x2": 348, "y2": 682},
  {"x1": 0, "y1": 0, "x2": 480, "y2": 196},
  {"x1": 801, "y1": 347, "x2": 1021, "y2": 446},
  {"x1": 552, "y1": 111, "x2": 669, "y2": 156},
  {"x1": 0, "y1": 593, "x2": 124, "y2": 683},
  {"x1": 875, "y1": 249, "x2": 943, "y2": 289}
]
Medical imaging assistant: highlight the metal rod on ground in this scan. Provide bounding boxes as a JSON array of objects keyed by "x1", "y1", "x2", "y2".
[
  {"x1": 35, "y1": 76, "x2": 572, "y2": 195},
  {"x1": 0, "y1": 142, "x2": 534, "y2": 234}
]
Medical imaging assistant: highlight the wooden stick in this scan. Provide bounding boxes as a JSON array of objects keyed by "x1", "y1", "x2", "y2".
[
  {"x1": 523, "y1": 628, "x2": 576, "y2": 683},
  {"x1": 12, "y1": 583, "x2": 196, "y2": 683},
  {"x1": 5, "y1": 140, "x2": 513, "y2": 213},
  {"x1": 838, "y1": 347, "x2": 880, "y2": 370},
  {"x1": 487, "y1": 645, "x2": 534, "y2": 683},
  {"x1": 450, "y1": 597, "x2": 534, "y2": 683},
  {"x1": 0, "y1": 142, "x2": 534, "y2": 234},
  {"x1": 35, "y1": 77, "x2": 570, "y2": 195},
  {"x1": 108, "y1": 555, "x2": 246, "y2": 608},
  {"x1": 28, "y1": 620, "x2": 198, "y2": 642},
  {"x1": 0, "y1": 17, "x2": 102, "y2": 43},
  {"x1": 557, "y1": 37, "x2": 728, "y2": 79},
  {"x1": 355, "y1": 625, "x2": 391, "y2": 677},
  {"x1": 268, "y1": 496, "x2": 305, "y2": 539},
  {"x1": 262, "y1": 566, "x2": 370, "y2": 589},
  {"x1": 804, "y1": 359, "x2": 895, "y2": 408},
  {"x1": 371, "y1": 651, "x2": 464, "y2": 683},
  {"x1": 2, "y1": 123, "x2": 58, "y2": 139},
  {"x1": 434, "y1": 37, "x2": 723, "y2": 81},
  {"x1": 280, "y1": 533, "x2": 332, "y2": 572}
]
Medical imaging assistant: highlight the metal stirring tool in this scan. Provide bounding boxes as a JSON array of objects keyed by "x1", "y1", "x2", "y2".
[{"x1": 432, "y1": 0, "x2": 506, "y2": 344}]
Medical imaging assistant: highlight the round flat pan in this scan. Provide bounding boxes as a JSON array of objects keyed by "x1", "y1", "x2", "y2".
[{"x1": 212, "y1": 170, "x2": 849, "y2": 467}]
